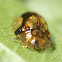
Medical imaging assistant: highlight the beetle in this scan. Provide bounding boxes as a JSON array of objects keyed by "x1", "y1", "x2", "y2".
[{"x1": 12, "y1": 12, "x2": 51, "y2": 50}]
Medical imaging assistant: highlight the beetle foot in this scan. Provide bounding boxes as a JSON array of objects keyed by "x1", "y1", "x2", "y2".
[{"x1": 23, "y1": 44, "x2": 27, "y2": 48}]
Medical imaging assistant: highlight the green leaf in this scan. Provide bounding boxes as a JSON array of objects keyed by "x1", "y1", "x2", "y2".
[
  {"x1": 0, "y1": 43, "x2": 26, "y2": 62},
  {"x1": 0, "y1": 0, "x2": 62, "y2": 62}
]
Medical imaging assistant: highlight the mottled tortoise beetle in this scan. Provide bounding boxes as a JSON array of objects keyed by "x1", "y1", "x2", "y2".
[{"x1": 12, "y1": 12, "x2": 51, "y2": 50}]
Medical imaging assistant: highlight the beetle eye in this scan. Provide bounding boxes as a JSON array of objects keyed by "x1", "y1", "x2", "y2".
[{"x1": 15, "y1": 29, "x2": 21, "y2": 35}]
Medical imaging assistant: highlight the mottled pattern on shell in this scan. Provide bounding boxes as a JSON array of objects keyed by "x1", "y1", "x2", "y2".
[{"x1": 13, "y1": 12, "x2": 51, "y2": 50}]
